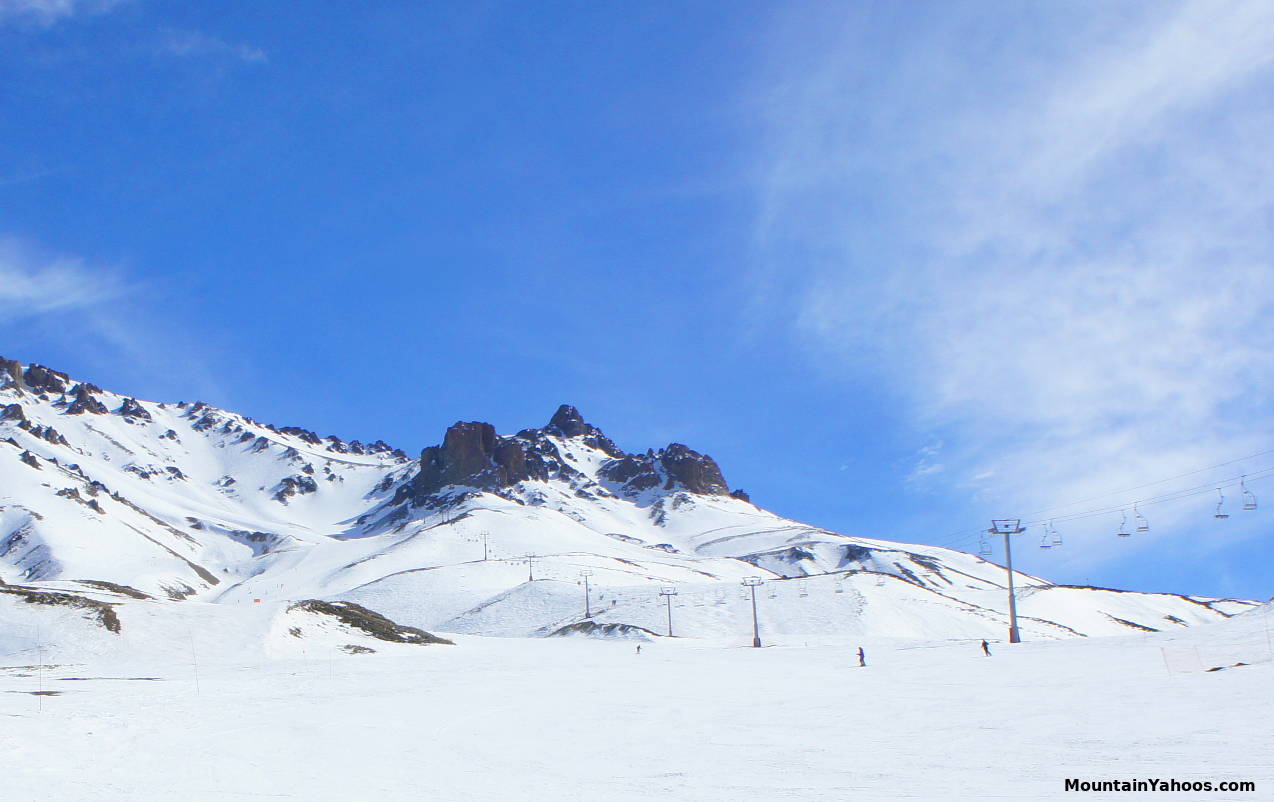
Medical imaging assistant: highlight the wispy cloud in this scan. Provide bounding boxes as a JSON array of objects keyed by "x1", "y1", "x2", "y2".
[
  {"x1": 156, "y1": 28, "x2": 266, "y2": 64},
  {"x1": 0, "y1": 236, "x2": 230, "y2": 404},
  {"x1": 0, "y1": 238, "x2": 127, "y2": 319},
  {"x1": 0, "y1": 0, "x2": 125, "y2": 27},
  {"x1": 751, "y1": 1, "x2": 1274, "y2": 565}
]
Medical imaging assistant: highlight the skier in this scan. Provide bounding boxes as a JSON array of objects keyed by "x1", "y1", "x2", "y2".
[
  {"x1": 981, "y1": 639, "x2": 991, "y2": 657},
  {"x1": 636, "y1": 644, "x2": 642, "y2": 655},
  {"x1": 857, "y1": 646, "x2": 866, "y2": 667}
]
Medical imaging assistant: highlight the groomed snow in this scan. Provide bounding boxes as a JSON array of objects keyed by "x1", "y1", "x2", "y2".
[{"x1": 1, "y1": 601, "x2": 1270, "y2": 801}]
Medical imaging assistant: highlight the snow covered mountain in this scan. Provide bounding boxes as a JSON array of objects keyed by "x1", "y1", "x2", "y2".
[{"x1": 0, "y1": 356, "x2": 1257, "y2": 645}]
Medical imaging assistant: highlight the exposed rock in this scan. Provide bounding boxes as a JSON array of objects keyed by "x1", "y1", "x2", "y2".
[
  {"x1": 600, "y1": 443, "x2": 731, "y2": 497},
  {"x1": 0, "y1": 584, "x2": 122, "y2": 632},
  {"x1": 31, "y1": 425, "x2": 69, "y2": 446},
  {"x1": 1, "y1": 403, "x2": 26, "y2": 423},
  {"x1": 278, "y1": 426, "x2": 322, "y2": 445},
  {"x1": 403, "y1": 406, "x2": 732, "y2": 506},
  {"x1": 74, "y1": 579, "x2": 153, "y2": 600},
  {"x1": 730, "y1": 488, "x2": 751, "y2": 503},
  {"x1": 116, "y1": 398, "x2": 152, "y2": 421},
  {"x1": 545, "y1": 404, "x2": 624, "y2": 457},
  {"x1": 659, "y1": 443, "x2": 729, "y2": 495},
  {"x1": 599, "y1": 454, "x2": 660, "y2": 494},
  {"x1": 548, "y1": 620, "x2": 658, "y2": 640},
  {"x1": 288, "y1": 600, "x2": 453, "y2": 645},
  {"x1": 0, "y1": 357, "x2": 24, "y2": 391},
  {"x1": 22, "y1": 364, "x2": 69, "y2": 395},
  {"x1": 405, "y1": 418, "x2": 594, "y2": 501},
  {"x1": 547, "y1": 404, "x2": 590, "y2": 437},
  {"x1": 273, "y1": 475, "x2": 319, "y2": 503},
  {"x1": 64, "y1": 384, "x2": 108, "y2": 415},
  {"x1": 20, "y1": 450, "x2": 40, "y2": 469}
]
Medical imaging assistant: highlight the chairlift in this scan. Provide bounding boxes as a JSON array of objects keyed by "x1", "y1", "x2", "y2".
[
  {"x1": 1214, "y1": 488, "x2": 1230, "y2": 520},
  {"x1": 977, "y1": 537, "x2": 991, "y2": 558},
  {"x1": 1241, "y1": 475, "x2": 1257, "y2": 511},
  {"x1": 1133, "y1": 503, "x2": 1149, "y2": 533},
  {"x1": 799, "y1": 585, "x2": 809, "y2": 598},
  {"x1": 1039, "y1": 524, "x2": 1051, "y2": 549},
  {"x1": 834, "y1": 581, "x2": 845, "y2": 594},
  {"x1": 768, "y1": 585, "x2": 777, "y2": 599},
  {"x1": 1116, "y1": 510, "x2": 1131, "y2": 537},
  {"x1": 875, "y1": 573, "x2": 885, "y2": 587},
  {"x1": 1048, "y1": 520, "x2": 1062, "y2": 547}
]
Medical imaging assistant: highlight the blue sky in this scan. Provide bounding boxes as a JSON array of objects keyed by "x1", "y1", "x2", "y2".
[{"x1": 3, "y1": 0, "x2": 1272, "y2": 600}]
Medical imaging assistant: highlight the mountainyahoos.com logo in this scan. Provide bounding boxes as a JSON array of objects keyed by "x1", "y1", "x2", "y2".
[{"x1": 1065, "y1": 779, "x2": 1256, "y2": 793}]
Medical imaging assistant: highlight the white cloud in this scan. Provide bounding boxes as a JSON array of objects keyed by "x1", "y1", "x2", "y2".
[
  {"x1": 0, "y1": 0, "x2": 125, "y2": 26},
  {"x1": 156, "y1": 28, "x2": 266, "y2": 64},
  {"x1": 0, "y1": 236, "x2": 230, "y2": 405},
  {"x1": 0, "y1": 238, "x2": 127, "y2": 320},
  {"x1": 751, "y1": 1, "x2": 1274, "y2": 566}
]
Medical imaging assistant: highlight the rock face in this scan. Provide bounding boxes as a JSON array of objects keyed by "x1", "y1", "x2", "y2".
[
  {"x1": 658, "y1": 443, "x2": 729, "y2": 495},
  {"x1": 65, "y1": 384, "x2": 108, "y2": 415},
  {"x1": 0, "y1": 358, "x2": 24, "y2": 391},
  {"x1": 403, "y1": 406, "x2": 736, "y2": 504},
  {"x1": 23, "y1": 364, "x2": 70, "y2": 395},
  {"x1": 117, "y1": 398, "x2": 152, "y2": 421},
  {"x1": 598, "y1": 444, "x2": 731, "y2": 497},
  {"x1": 409, "y1": 421, "x2": 558, "y2": 498},
  {"x1": 545, "y1": 404, "x2": 624, "y2": 457}
]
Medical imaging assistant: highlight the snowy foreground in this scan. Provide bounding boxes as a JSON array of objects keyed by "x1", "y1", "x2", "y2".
[{"x1": 2, "y1": 604, "x2": 1270, "y2": 801}]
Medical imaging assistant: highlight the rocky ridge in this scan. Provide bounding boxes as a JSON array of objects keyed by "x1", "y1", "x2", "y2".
[{"x1": 398, "y1": 403, "x2": 747, "y2": 508}]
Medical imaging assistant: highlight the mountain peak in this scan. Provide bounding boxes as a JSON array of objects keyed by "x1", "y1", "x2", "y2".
[
  {"x1": 543, "y1": 404, "x2": 624, "y2": 458},
  {"x1": 546, "y1": 404, "x2": 589, "y2": 437}
]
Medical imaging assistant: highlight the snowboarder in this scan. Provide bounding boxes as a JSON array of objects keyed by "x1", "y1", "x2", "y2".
[
  {"x1": 857, "y1": 646, "x2": 866, "y2": 667},
  {"x1": 981, "y1": 639, "x2": 991, "y2": 657}
]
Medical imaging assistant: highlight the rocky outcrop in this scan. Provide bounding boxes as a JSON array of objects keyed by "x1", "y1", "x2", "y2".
[
  {"x1": 117, "y1": 398, "x2": 152, "y2": 421},
  {"x1": 659, "y1": 443, "x2": 729, "y2": 495},
  {"x1": 599, "y1": 443, "x2": 732, "y2": 498},
  {"x1": 0, "y1": 358, "x2": 24, "y2": 391},
  {"x1": 274, "y1": 475, "x2": 319, "y2": 503},
  {"x1": 599, "y1": 454, "x2": 661, "y2": 492},
  {"x1": 402, "y1": 406, "x2": 738, "y2": 505},
  {"x1": 65, "y1": 384, "x2": 108, "y2": 415},
  {"x1": 546, "y1": 404, "x2": 624, "y2": 457},
  {"x1": 22, "y1": 364, "x2": 70, "y2": 395},
  {"x1": 408, "y1": 421, "x2": 559, "y2": 498}
]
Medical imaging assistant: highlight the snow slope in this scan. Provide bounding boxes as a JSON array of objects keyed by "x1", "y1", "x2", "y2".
[
  {"x1": 0, "y1": 357, "x2": 1258, "y2": 645},
  {"x1": 0, "y1": 598, "x2": 1269, "y2": 801}
]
